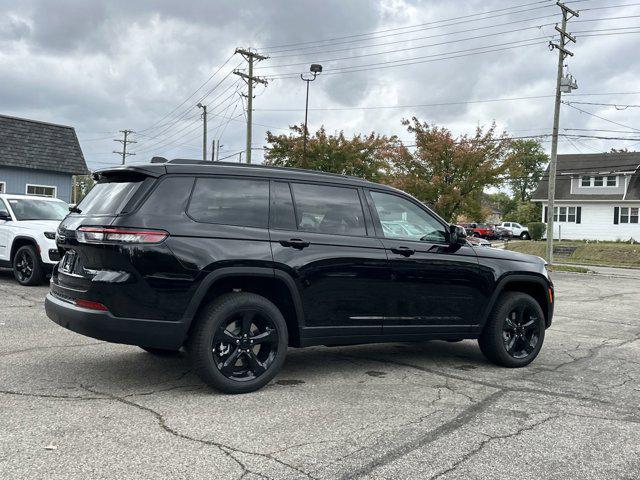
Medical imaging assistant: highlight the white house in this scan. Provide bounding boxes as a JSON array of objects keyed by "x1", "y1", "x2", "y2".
[{"x1": 531, "y1": 152, "x2": 640, "y2": 241}]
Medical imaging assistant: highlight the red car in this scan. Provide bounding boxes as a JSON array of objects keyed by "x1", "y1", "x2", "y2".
[{"x1": 460, "y1": 223, "x2": 496, "y2": 239}]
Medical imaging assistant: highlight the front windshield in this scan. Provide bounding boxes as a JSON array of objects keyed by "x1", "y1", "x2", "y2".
[{"x1": 7, "y1": 198, "x2": 68, "y2": 221}]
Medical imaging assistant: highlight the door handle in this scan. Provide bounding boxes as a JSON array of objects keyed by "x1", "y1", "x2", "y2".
[
  {"x1": 390, "y1": 246, "x2": 415, "y2": 257},
  {"x1": 279, "y1": 238, "x2": 310, "y2": 250}
]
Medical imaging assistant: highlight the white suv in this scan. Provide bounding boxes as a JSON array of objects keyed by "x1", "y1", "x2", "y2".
[
  {"x1": 0, "y1": 194, "x2": 68, "y2": 285},
  {"x1": 500, "y1": 222, "x2": 531, "y2": 240}
]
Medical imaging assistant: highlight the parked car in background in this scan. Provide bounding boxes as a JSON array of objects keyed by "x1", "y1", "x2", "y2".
[
  {"x1": 460, "y1": 223, "x2": 497, "y2": 239},
  {"x1": 46, "y1": 160, "x2": 554, "y2": 394},
  {"x1": 0, "y1": 194, "x2": 67, "y2": 285},
  {"x1": 500, "y1": 222, "x2": 531, "y2": 240},
  {"x1": 459, "y1": 227, "x2": 492, "y2": 247},
  {"x1": 494, "y1": 225, "x2": 513, "y2": 240}
]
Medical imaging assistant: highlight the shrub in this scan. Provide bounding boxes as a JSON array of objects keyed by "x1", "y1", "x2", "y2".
[{"x1": 528, "y1": 222, "x2": 545, "y2": 241}]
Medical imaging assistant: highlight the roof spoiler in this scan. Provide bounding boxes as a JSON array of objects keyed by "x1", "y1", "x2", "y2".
[{"x1": 92, "y1": 164, "x2": 165, "y2": 180}]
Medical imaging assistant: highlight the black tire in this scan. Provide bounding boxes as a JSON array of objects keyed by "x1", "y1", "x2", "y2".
[
  {"x1": 12, "y1": 245, "x2": 44, "y2": 286},
  {"x1": 478, "y1": 292, "x2": 545, "y2": 368},
  {"x1": 520, "y1": 232, "x2": 531, "y2": 240},
  {"x1": 187, "y1": 292, "x2": 288, "y2": 394},
  {"x1": 140, "y1": 346, "x2": 181, "y2": 356}
]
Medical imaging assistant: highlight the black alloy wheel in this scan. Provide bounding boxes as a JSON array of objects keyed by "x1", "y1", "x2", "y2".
[
  {"x1": 213, "y1": 310, "x2": 278, "y2": 381},
  {"x1": 478, "y1": 291, "x2": 545, "y2": 367},
  {"x1": 501, "y1": 305, "x2": 541, "y2": 359},
  {"x1": 13, "y1": 245, "x2": 44, "y2": 286},
  {"x1": 188, "y1": 292, "x2": 288, "y2": 394}
]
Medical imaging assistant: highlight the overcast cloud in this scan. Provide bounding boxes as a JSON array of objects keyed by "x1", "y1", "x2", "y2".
[{"x1": 1, "y1": 0, "x2": 639, "y2": 171}]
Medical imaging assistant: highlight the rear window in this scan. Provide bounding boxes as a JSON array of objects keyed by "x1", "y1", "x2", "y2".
[
  {"x1": 291, "y1": 183, "x2": 366, "y2": 236},
  {"x1": 77, "y1": 176, "x2": 144, "y2": 215},
  {"x1": 188, "y1": 177, "x2": 269, "y2": 228}
]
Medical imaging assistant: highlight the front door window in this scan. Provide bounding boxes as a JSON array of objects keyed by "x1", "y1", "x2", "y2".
[{"x1": 369, "y1": 191, "x2": 446, "y2": 243}]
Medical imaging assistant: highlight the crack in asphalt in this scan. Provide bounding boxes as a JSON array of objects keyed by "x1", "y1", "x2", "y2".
[
  {"x1": 80, "y1": 385, "x2": 318, "y2": 480},
  {"x1": 339, "y1": 390, "x2": 505, "y2": 480},
  {"x1": 428, "y1": 415, "x2": 559, "y2": 480}
]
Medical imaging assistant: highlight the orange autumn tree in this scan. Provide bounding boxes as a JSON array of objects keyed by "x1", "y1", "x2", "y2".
[
  {"x1": 389, "y1": 118, "x2": 512, "y2": 222},
  {"x1": 264, "y1": 125, "x2": 400, "y2": 182}
]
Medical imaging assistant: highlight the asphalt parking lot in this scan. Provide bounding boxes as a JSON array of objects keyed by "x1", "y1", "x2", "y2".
[{"x1": 1, "y1": 269, "x2": 639, "y2": 480}]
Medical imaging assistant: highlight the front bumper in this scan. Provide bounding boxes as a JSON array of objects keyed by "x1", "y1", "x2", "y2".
[{"x1": 45, "y1": 293, "x2": 186, "y2": 349}]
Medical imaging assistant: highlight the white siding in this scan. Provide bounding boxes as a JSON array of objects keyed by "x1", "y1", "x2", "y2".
[{"x1": 540, "y1": 202, "x2": 640, "y2": 241}]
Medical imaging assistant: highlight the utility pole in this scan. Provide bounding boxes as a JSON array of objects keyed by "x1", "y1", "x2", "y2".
[
  {"x1": 197, "y1": 103, "x2": 207, "y2": 162},
  {"x1": 546, "y1": 1, "x2": 578, "y2": 264},
  {"x1": 113, "y1": 129, "x2": 136, "y2": 165},
  {"x1": 234, "y1": 48, "x2": 268, "y2": 164}
]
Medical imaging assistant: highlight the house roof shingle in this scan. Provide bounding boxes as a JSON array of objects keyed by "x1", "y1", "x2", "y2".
[
  {"x1": 0, "y1": 114, "x2": 89, "y2": 175},
  {"x1": 532, "y1": 152, "x2": 640, "y2": 201}
]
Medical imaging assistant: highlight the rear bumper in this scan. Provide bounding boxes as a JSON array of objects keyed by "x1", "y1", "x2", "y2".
[{"x1": 45, "y1": 293, "x2": 186, "y2": 349}]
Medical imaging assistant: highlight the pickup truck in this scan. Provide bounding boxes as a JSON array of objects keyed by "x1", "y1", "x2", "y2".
[{"x1": 500, "y1": 222, "x2": 530, "y2": 239}]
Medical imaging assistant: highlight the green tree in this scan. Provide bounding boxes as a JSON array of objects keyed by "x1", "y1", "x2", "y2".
[
  {"x1": 513, "y1": 201, "x2": 542, "y2": 225},
  {"x1": 264, "y1": 125, "x2": 400, "y2": 182},
  {"x1": 389, "y1": 118, "x2": 512, "y2": 221},
  {"x1": 505, "y1": 139, "x2": 548, "y2": 202}
]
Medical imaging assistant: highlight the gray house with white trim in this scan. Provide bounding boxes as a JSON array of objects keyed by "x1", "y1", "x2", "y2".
[
  {"x1": 532, "y1": 152, "x2": 640, "y2": 241},
  {"x1": 0, "y1": 114, "x2": 89, "y2": 203}
]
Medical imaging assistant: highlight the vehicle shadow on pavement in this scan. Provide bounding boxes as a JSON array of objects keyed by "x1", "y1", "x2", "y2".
[{"x1": 42, "y1": 340, "x2": 489, "y2": 396}]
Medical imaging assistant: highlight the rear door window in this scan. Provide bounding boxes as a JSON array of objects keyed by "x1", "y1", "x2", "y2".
[
  {"x1": 188, "y1": 177, "x2": 269, "y2": 228},
  {"x1": 291, "y1": 183, "x2": 366, "y2": 236},
  {"x1": 77, "y1": 175, "x2": 145, "y2": 215}
]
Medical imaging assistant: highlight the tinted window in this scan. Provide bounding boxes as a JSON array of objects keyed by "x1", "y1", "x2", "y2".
[
  {"x1": 7, "y1": 198, "x2": 68, "y2": 221},
  {"x1": 370, "y1": 191, "x2": 446, "y2": 242},
  {"x1": 291, "y1": 183, "x2": 366, "y2": 236},
  {"x1": 139, "y1": 176, "x2": 195, "y2": 216},
  {"x1": 271, "y1": 181, "x2": 296, "y2": 230},
  {"x1": 188, "y1": 177, "x2": 269, "y2": 228},
  {"x1": 78, "y1": 177, "x2": 143, "y2": 215},
  {"x1": 0, "y1": 200, "x2": 9, "y2": 217}
]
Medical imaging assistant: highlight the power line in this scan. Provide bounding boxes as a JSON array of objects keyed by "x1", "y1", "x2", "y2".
[
  {"x1": 136, "y1": 53, "x2": 235, "y2": 133},
  {"x1": 256, "y1": 91, "x2": 640, "y2": 112},
  {"x1": 134, "y1": 79, "x2": 241, "y2": 148},
  {"x1": 265, "y1": 39, "x2": 549, "y2": 79},
  {"x1": 266, "y1": 15, "x2": 560, "y2": 59},
  {"x1": 262, "y1": 0, "x2": 560, "y2": 52},
  {"x1": 133, "y1": 91, "x2": 243, "y2": 155},
  {"x1": 562, "y1": 101, "x2": 640, "y2": 132},
  {"x1": 258, "y1": 27, "x2": 559, "y2": 70}
]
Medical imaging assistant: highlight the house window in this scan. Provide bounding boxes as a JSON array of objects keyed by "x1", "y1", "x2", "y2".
[
  {"x1": 580, "y1": 176, "x2": 618, "y2": 187},
  {"x1": 26, "y1": 184, "x2": 56, "y2": 198},
  {"x1": 0, "y1": 182, "x2": 5, "y2": 193},
  {"x1": 553, "y1": 206, "x2": 578, "y2": 223},
  {"x1": 619, "y1": 207, "x2": 639, "y2": 224}
]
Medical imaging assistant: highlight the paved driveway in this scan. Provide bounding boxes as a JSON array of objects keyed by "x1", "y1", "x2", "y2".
[{"x1": 1, "y1": 270, "x2": 639, "y2": 479}]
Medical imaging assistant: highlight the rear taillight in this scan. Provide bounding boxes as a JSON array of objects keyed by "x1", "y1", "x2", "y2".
[
  {"x1": 76, "y1": 226, "x2": 168, "y2": 244},
  {"x1": 75, "y1": 299, "x2": 109, "y2": 311}
]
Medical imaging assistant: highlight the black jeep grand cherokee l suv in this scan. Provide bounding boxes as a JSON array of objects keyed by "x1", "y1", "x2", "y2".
[{"x1": 46, "y1": 160, "x2": 553, "y2": 394}]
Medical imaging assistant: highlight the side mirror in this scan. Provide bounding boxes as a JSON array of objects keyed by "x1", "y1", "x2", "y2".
[
  {"x1": 0, "y1": 212, "x2": 11, "y2": 221},
  {"x1": 448, "y1": 224, "x2": 467, "y2": 245}
]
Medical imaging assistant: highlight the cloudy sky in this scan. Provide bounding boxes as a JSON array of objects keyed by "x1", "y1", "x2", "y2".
[{"x1": 1, "y1": 0, "x2": 640, "y2": 171}]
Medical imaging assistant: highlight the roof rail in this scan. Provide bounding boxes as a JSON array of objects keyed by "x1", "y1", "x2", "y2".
[{"x1": 164, "y1": 158, "x2": 365, "y2": 181}]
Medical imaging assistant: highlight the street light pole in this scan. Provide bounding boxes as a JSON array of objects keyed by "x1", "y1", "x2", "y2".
[
  {"x1": 197, "y1": 103, "x2": 207, "y2": 162},
  {"x1": 300, "y1": 64, "x2": 322, "y2": 167}
]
